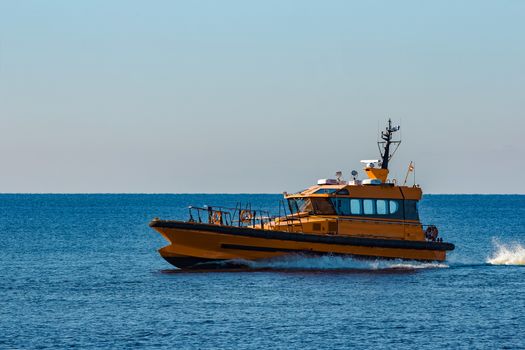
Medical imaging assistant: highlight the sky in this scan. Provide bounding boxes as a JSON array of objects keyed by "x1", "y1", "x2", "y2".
[{"x1": 0, "y1": 1, "x2": 524, "y2": 193}]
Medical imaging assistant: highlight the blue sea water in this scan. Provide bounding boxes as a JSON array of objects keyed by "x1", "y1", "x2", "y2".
[{"x1": 1, "y1": 194, "x2": 524, "y2": 349}]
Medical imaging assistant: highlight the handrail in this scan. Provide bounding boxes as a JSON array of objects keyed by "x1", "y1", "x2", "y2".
[{"x1": 188, "y1": 205, "x2": 276, "y2": 229}]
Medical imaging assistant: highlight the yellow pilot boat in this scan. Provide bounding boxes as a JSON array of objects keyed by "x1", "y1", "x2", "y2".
[{"x1": 150, "y1": 120, "x2": 454, "y2": 269}]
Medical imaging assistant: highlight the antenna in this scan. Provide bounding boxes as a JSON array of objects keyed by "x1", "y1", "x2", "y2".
[
  {"x1": 377, "y1": 118, "x2": 401, "y2": 170},
  {"x1": 335, "y1": 171, "x2": 343, "y2": 183}
]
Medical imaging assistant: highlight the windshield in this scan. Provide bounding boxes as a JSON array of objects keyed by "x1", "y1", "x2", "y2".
[
  {"x1": 288, "y1": 198, "x2": 335, "y2": 215},
  {"x1": 288, "y1": 198, "x2": 313, "y2": 213}
]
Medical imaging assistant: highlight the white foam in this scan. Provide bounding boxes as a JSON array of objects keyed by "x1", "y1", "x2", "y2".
[
  {"x1": 487, "y1": 241, "x2": 525, "y2": 266},
  {"x1": 234, "y1": 254, "x2": 448, "y2": 271}
]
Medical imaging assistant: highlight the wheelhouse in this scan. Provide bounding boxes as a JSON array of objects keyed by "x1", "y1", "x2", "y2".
[{"x1": 286, "y1": 184, "x2": 422, "y2": 222}]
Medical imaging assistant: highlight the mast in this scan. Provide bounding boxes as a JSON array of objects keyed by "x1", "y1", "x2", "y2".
[{"x1": 378, "y1": 119, "x2": 401, "y2": 170}]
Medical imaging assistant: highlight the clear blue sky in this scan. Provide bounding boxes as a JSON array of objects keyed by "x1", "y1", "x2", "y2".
[{"x1": 1, "y1": 1, "x2": 524, "y2": 193}]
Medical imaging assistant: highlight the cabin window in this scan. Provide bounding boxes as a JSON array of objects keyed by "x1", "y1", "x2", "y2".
[
  {"x1": 330, "y1": 198, "x2": 362, "y2": 215},
  {"x1": 336, "y1": 189, "x2": 349, "y2": 195},
  {"x1": 288, "y1": 198, "x2": 312, "y2": 213},
  {"x1": 389, "y1": 200, "x2": 400, "y2": 214},
  {"x1": 330, "y1": 198, "x2": 351, "y2": 215},
  {"x1": 363, "y1": 199, "x2": 376, "y2": 215},
  {"x1": 376, "y1": 200, "x2": 388, "y2": 215},
  {"x1": 311, "y1": 198, "x2": 336, "y2": 215},
  {"x1": 314, "y1": 188, "x2": 338, "y2": 194},
  {"x1": 404, "y1": 200, "x2": 419, "y2": 220},
  {"x1": 315, "y1": 197, "x2": 414, "y2": 220},
  {"x1": 350, "y1": 199, "x2": 362, "y2": 215}
]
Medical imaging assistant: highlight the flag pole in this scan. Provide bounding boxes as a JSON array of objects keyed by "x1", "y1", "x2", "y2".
[
  {"x1": 403, "y1": 161, "x2": 413, "y2": 186},
  {"x1": 413, "y1": 161, "x2": 416, "y2": 186}
]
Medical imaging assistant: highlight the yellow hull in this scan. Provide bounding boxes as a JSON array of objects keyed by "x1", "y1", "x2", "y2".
[{"x1": 150, "y1": 220, "x2": 454, "y2": 269}]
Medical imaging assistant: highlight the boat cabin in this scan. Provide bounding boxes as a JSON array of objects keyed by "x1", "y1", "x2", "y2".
[
  {"x1": 276, "y1": 177, "x2": 425, "y2": 240},
  {"x1": 286, "y1": 183, "x2": 421, "y2": 221}
]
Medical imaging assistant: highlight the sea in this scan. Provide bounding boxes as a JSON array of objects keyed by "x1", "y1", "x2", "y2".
[{"x1": 1, "y1": 194, "x2": 524, "y2": 349}]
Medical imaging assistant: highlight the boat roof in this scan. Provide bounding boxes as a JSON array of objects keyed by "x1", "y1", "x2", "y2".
[{"x1": 287, "y1": 183, "x2": 422, "y2": 200}]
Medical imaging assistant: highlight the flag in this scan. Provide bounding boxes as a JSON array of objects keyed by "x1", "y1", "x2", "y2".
[{"x1": 404, "y1": 162, "x2": 415, "y2": 186}]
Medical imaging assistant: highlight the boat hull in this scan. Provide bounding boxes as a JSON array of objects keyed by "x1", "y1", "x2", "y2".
[{"x1": 150, "y1": 220, "x2": 455, "y2": 269}]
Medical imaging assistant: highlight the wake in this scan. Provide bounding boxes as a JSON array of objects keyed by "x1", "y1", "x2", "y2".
[
  {"x1": 235, "y1": 254, "x2": 448, "y2": 271},
  {"x1": 487, "y1": 241, "x2": 525, "y2": 266}
]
